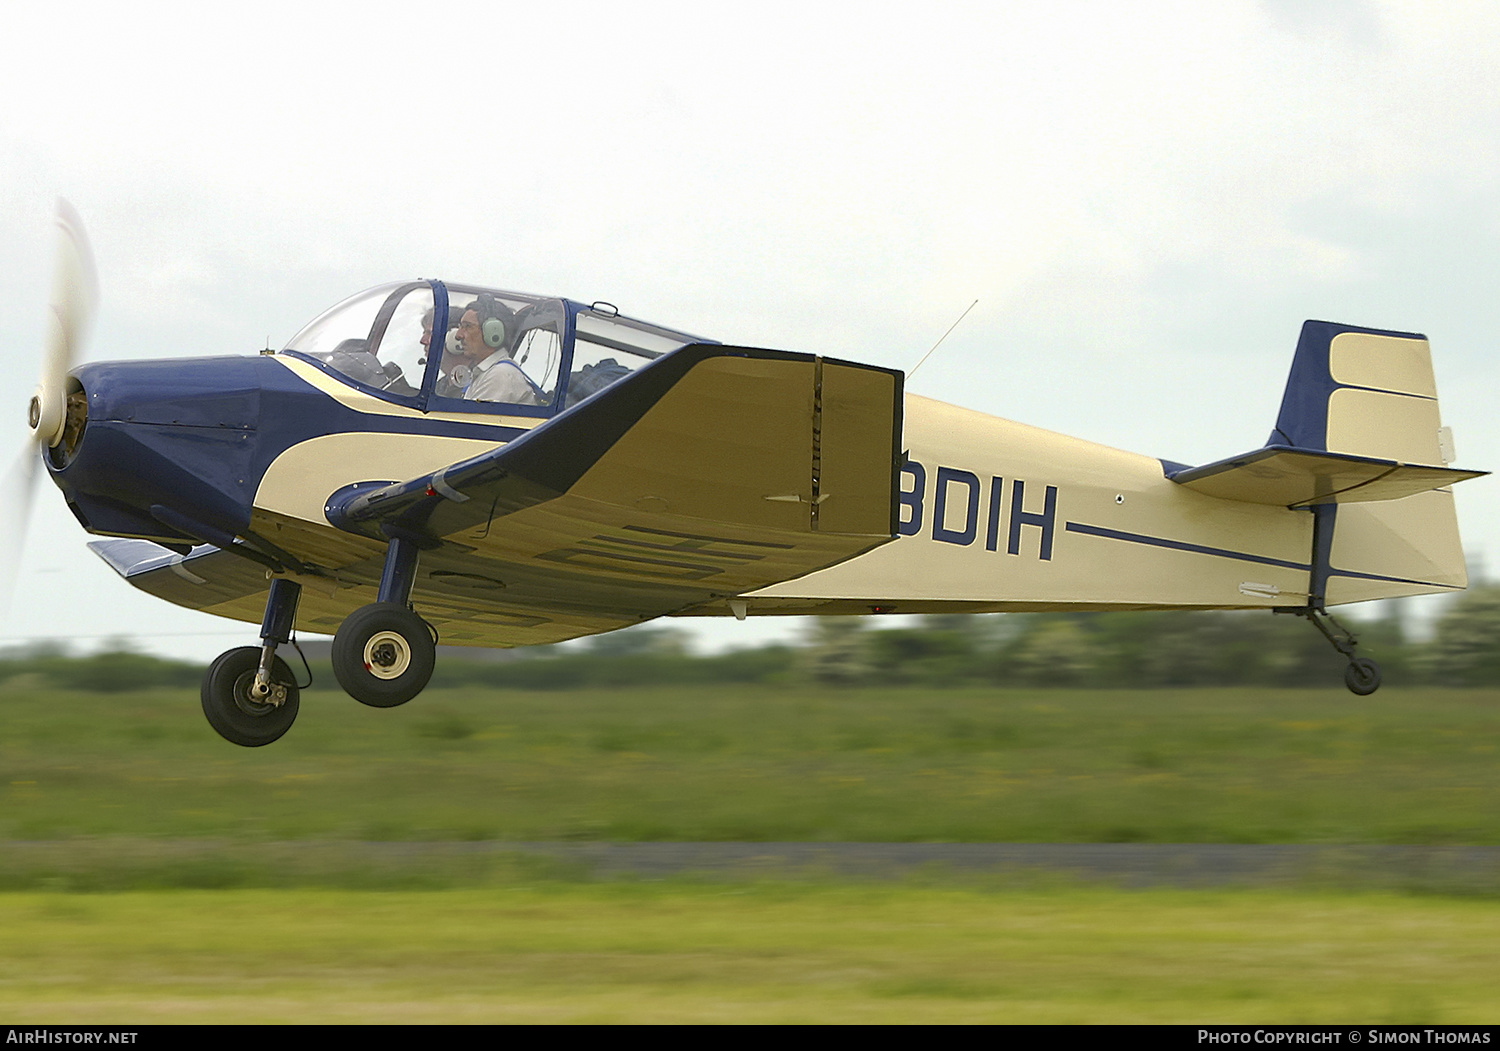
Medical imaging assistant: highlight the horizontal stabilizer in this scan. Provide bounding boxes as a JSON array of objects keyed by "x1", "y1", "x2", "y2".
[{"x1": 1168, "y1": 445, "x2": 1486, "y2": 508}]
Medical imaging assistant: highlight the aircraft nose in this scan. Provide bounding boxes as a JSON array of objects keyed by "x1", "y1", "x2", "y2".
[{"x1": 44, "y1": 356, "x2": 264, "y2": 546}]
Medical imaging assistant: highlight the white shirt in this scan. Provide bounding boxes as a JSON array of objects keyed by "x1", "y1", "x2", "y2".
[{"x1": 465, "y1": 351, "x2": 540, "y2": 405}]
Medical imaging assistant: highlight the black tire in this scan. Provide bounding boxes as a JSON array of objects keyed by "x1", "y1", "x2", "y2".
[
  {"x1": 201, "y1": 647, "x2": 300, "y2": 747},
  {"x1": 332, "y1": 602, "x2": 436, "y2": 708},
  {"x1": 1344, "y1": 657, "x2": 1382, "y2": 696}
]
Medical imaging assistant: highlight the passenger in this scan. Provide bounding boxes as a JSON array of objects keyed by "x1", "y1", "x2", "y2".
[
  {"x1": 419, "y1": 308, "x2": 434, "y2": 354},
  {"x1": 420, "y1": 307, "x2": 467, "y2": 398},
  {"x1": 448, "y1": 294, "x2": 542, "y2": 405}
]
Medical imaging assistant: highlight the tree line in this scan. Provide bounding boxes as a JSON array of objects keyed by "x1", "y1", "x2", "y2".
[
  {"x1": 801, "y1": 585, "x2": 1500, "y2": 688},
  {"x1": 5, "y1": 586, "x2": 1500, "y2": 691}
]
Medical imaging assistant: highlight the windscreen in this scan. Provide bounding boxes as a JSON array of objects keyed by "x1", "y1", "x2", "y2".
[{"x1": 283, "y1": 281, "x2": 430, "y2": 398}]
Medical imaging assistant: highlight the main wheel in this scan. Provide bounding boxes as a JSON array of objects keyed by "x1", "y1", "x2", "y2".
[
  {"x1": 1344, "y1": 657, "x2": 1382, "y2": 696},
  {"x1": 201, "y1": 647, "x2": 300, "y2": 747},
  {"x1": 332, "y1": 602, "x2": 436, "y2": 708}
]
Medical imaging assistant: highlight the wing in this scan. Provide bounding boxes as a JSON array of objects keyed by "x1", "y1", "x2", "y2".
[{"x1": 98, "y1": 345, "x2": 904, "y2": 646}]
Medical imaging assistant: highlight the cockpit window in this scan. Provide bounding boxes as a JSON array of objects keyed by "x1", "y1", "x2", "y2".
[
  {"x1": 437, "y1": 285, "x2": 564, "y2": 410},
  {"x1": 566, "y1": 307, "x2": 701, "y2": 407}
]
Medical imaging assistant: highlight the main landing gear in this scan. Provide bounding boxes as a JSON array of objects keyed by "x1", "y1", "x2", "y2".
[
  {"x1": 332, "y1": 601, "x2": 435, "y2": 708},
  {"x1": 200, "y1": 535, "x2": 437, "y2": 746},
  {"x1": 331, "y1": 536, "x2": 436, "y2": 708},
  {"x1": 1283, "y1": 606, "x2": 1382, "y2": 696}
]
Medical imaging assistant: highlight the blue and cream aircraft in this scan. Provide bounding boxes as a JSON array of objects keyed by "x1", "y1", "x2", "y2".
[{"x1": 22, "y1": 203, "x2": 1487, "y2": 745}]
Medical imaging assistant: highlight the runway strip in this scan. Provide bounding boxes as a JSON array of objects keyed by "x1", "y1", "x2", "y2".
[
  {"x1": 7, "y1": 841, "x2": 1500, "y2": 890},
  {"x1": 504, "y1": 842, "x2": 1500, "y2": 888}
]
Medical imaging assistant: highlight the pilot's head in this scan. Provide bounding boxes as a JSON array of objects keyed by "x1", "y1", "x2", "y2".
[{"x1": 454, "y1": 294, "x2": 515, "y2": 364}]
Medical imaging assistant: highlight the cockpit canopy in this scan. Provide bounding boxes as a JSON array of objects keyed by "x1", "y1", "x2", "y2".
[{"x1": 282, "y1": 280, "x2": 716, "y2": 417}]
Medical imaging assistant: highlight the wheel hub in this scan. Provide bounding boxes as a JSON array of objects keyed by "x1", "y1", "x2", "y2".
[
  {"x1": 363, "y1": 630, "x2": 412, "y2": 679},
  {"x1": 232, "y1": 670, "x2": 284, "y2": 714}
]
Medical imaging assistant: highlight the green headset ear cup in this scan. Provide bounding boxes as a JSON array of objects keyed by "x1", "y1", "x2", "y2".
[{"x1": 482, "y1": 317, "x2": 507, "y2": 348}]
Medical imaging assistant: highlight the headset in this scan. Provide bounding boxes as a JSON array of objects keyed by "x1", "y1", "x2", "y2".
[{"x1": 471, "y1": 293, "x2": 511, "y2": 350}]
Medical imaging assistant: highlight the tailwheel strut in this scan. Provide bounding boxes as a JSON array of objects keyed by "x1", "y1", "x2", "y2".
[{"x1": 1283, "y1": 606, "x2": 1382, "y2": 696}]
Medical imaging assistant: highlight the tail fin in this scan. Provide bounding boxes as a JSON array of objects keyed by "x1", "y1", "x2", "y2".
[
  {"x1": 1167, "y1": 322, "x2": 1482, "y2": 605},
  {"x1": 1274, "y1": 321, "x2": 1471, "y2": 605},
  {"x1": 1272, "y1": 320, "x2": 1448, "y2": 462}
]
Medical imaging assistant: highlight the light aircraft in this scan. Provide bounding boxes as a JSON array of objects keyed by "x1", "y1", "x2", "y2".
[{"x1": 19, "y1": 203, "x2": 1488, "y2": 746}]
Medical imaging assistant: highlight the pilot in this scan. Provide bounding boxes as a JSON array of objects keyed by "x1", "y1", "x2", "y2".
[{"x1": 448, "y1": 294, "x2": 542, "y2": 405}]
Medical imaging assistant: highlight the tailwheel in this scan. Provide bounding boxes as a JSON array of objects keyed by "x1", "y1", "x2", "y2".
[
  {"x1": 1281, "y1": 606, "x2": 1383, "y2": 696},
  {"x1": 332, "y1": 602, "x2": 436, "y2": 708},
  {"x1": 201, "y1": 646, "x2": 300, "y2": 747}
]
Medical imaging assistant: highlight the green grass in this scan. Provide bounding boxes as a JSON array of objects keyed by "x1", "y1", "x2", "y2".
[
  {"x1": 4, "y1": 683, "x2": 1498, "y2": 1022},
  {"x1": 3, "y1": 683, "x2": 1499, "y2": 843},
  {"x1": 1, "y1": 884, "x2": 1497, "y2": 1023}
]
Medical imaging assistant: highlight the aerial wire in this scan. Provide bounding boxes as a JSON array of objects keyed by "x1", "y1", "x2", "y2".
[{"x1": 907, "y1": 299, "x2": 978, "y2": 380}]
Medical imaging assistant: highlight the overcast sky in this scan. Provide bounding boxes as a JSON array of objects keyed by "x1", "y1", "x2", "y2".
[{"x1": 2, "y1": 0, "x2": 1498, "y2": 660}]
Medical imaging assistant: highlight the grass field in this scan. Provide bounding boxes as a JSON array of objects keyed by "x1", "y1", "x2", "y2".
[
  {"x1": 2, "y1": 884, "x2": 1497, "y2": 1023},
  {"x1": 2, "y1": 683, "x2": 1498, "y2": 844},
  {"x1": 3, "y1": 682, "x2": 1498, "y2": 1022}
]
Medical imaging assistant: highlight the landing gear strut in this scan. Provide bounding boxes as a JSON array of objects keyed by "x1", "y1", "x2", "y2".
[
  {"x1": 1284, "y1": 606, "x2": 1382, "y2": 696},
  {"x1": 201, "y1": 534, "x2": 438, "y2": 742},
  {"x1": 202, "y1": 578, "x2": 304, "y2": 746},
  {"x1": 330, "y1": 535, "x2": 436, "y2": 708}
]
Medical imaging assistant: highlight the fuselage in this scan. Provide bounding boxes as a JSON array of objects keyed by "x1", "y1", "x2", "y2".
[{"x1": 53, "y1": 350, "x2": 1317, "y2": 622}]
